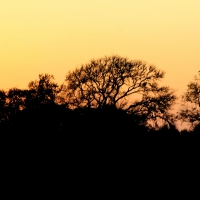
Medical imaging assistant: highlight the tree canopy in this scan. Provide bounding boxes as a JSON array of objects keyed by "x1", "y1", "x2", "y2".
[
  {"x1": 2, "y1": 55, "x2": 200, "y2": 150},
  {"x1": 64, "y1": 55, "x2": 176, "y2": 129}
]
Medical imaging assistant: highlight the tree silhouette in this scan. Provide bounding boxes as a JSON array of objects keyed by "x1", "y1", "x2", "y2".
[
  {"x1": 0, "y1": 90, "x2": 8, "y2": 133},
  {"x1": 64, "y1": 55, "x2": 176, "y2": 128},
  {"x1": 178, "y1": 72, "x2": 200, "y2": 129},
  {"x1": 27, "y1": 74, "x2": 64, "y2": 109},
  {"x1": 0, "y1": 74, "x2": 66, "y2": 137}
]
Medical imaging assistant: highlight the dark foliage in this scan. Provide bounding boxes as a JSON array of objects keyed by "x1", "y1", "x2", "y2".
[{"x1": 0, "y1": 61, "x2": 200, "y2": 160}]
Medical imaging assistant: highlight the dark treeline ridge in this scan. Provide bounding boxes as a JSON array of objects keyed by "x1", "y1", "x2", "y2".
[
  {"x1": 1, "y1": 98, "x2": 200, "y2": 158},
  {"x1": 1, "y1": 56, "x2": 200, "y2": 155}
]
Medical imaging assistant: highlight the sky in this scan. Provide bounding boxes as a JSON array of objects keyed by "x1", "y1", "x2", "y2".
[{"x1": 1, "y1": 0, "x2": 200, "y2": 99}]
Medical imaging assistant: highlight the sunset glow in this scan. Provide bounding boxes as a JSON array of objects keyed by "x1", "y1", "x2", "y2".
[{"x1": 1, "y1": 0, "x2": 200, "y2": 98}]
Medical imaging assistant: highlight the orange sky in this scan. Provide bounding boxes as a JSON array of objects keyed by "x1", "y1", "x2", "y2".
[{"x1": 1, "y1": 0, "x2": 200, "y2": 101}]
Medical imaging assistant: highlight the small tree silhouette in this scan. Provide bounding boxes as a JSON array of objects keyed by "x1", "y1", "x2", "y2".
[
  {"x1": 178, "y1": 72, "x2": 200, "y2": 129},
  {"x1": 27, "y1": 74, "x2": 63, "y2": 109}
]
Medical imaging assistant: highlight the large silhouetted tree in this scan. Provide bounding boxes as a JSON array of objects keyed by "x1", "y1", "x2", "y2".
[{"x1": 64, "y1": 55, "x2": 176, "y2": 129}]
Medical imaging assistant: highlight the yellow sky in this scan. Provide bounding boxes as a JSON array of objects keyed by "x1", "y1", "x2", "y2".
[{"x1": 1, "y1": 0, "x2": 200, "y2": 100}]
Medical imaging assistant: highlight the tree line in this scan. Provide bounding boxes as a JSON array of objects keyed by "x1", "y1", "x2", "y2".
[{"x1": 1, "y1": 55, "x2": 200, "y2": 147}]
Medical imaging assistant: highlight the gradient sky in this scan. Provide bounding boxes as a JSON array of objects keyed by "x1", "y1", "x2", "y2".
[{"x1": 1, "y1": 0, "x2": 200, "y2": 100}]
